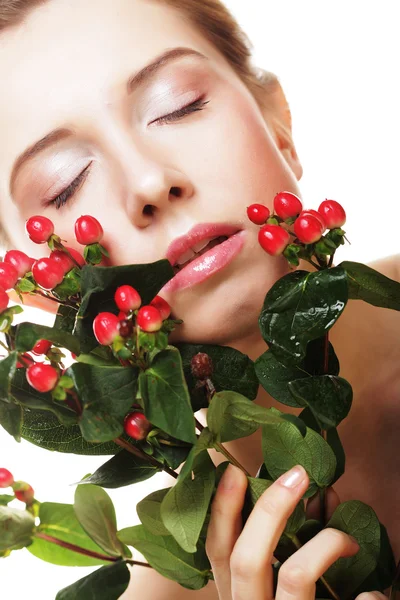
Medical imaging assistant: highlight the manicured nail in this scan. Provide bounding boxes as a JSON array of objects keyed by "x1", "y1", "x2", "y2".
[
  {"x1": 220, "y1": 464, "x2": 239, "y2": 490},
  {"x1": 278, "y1": 465, "x2": 306, "y2": 489}
]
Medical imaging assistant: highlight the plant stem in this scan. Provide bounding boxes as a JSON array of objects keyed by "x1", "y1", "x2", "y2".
[
  {"x1": 0, "y1": 340, "x2": 10, "y2": 353},
  {"x1": 292, "y1": 535, "x2": 340, "y2": 600},
  {"x1": 114, "y1": 437, "x2": 178, "y2": 480},
  {"x1": 389, "y1": 558, "x2": 400, "y2": 600},
  {"x1": 35, "y1": 532, "x2": 152, "y2": 568},
  {"x1": 65, "y1": 389, "x2": 82, "y2": 416},
  {"x1": 195, "y1": 417, "x2": 251, "y2": 477}
]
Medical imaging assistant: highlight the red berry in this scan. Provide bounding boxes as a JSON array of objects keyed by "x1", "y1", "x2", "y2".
[
  {"x1": 75, "y1": 215, "x2": 104, "y2": 245},
  {"x1": 246, "y1": 204, "x2": 270, "y2": 225},
  {"x1": 16, "y1": 353, "x2": 35, "y2": 369},
  {"x1": 294, "y1": 213, "x2": 324, "y2": 244},
  {"x1": 26, "y1": 216, "x2": 54, "y2": 244},
  {"x1": 150, "y1": 295, "x2": 171, "y2": 320},
  {"x1": 118, "y1": 311, "x2": 128, "y2": 320},
  {"x1": 0, "y1": 468, "x2": 14, "y2": 488},
  {"x1": 4, "y1": 250, "x2": 34, "y2": 278},
  {"x1": 114, "y1": 285, "x2": 141, "y2": 312},
  {"x1": 273, "y1": 191, "x2": 303, "y2": 220},
  {"x1": 136, "y1": 305, "x2": 163, "y2": 332},
  {"x1": 32, "y1": 258, "x2": 65, "y2": 290},
  {"x1": 31, "y1": 339, "x2": 52, "y2": 356},
  {"x1": 258, "y1": 224, "x2": 290, "y2": 256},
  {"x1": 123, "y1": 411, "x2": 152, "y2": 440},
  {"x1": 318, "y1": 199, "x2": 346, "y2": 229},
  {"x1": 0, "y1": 288, "x2": 9, "y2": 313},
  {"x1": 50, "y1": 247, "x2": 84, "y2": 272},
  {"x1": 26, "y1": 363, "x2": 59, "y2": 393},
  {"x1": 93, "y1": 312, "x2": 120, "y2": 345},
  {"x1": 15, "y1": 484, "x2": 35, "y2": 504},
  {"x1": 118, "y1": 319, "x2": 134, "y2": 338},
  {"x1": 0, "y1": 262, "x2": 19, "y2": 290},
  {"x1": 300, "y1": 209, "x2": 327, "y2": 233}
]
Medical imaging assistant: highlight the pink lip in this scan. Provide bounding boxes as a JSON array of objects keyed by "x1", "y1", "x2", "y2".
[
  {"x1": 160, "y1": 229, "x2": 246, "y2": 294},
  {"x1": 165, "y1": 222, "x2": 242, "y2": 266}
]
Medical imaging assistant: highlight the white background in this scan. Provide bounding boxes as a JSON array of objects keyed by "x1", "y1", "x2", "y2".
[{"x1": 1, "y1": 1, "x2": 399, "y2": 598}]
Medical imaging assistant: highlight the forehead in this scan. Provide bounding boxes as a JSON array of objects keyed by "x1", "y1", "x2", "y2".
[{"x1": 0, "y1": 0, "x2": 227, "y2": 178}]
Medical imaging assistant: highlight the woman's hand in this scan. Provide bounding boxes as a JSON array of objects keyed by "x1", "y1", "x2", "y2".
[{"x1": 206, "y1": 463, "x2": 386, "y2": 599}]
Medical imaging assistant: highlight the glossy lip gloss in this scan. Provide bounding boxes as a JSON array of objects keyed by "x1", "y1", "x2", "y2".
[{"x1": 160, "y1": 230, "x2": 246, "y2": 294}]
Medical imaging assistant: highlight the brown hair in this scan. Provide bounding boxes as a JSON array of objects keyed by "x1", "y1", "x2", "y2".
[{"x1": 0, "y1": 0, "x2": 284, "y2": 246}]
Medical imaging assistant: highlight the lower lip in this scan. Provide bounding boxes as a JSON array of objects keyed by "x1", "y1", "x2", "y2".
[{"x1": 160, "y1": 230, "x2": 246, "y2": 294}]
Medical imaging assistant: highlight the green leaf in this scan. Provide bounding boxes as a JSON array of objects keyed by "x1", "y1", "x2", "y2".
[
  {"x1": 176, "y1": 343, "x2": 259, "y2": 411},
  {"x1": 259, "y1": 267, "x2": 348, "y2": 366},
  {"x1": 28, "y1": 502, "x2": 115, "y2": 566},
  {"x1": 340, "y1": 260, "x2": 400, "y2": 310},
  {"x1": 242, "y1": 477, "x2": 305, "y2": 537},
  {"x1": 68, "y1": 363, "x2": 139, "y2": 443},
  {"x1": 11, "y1": 369, "x2": 78, "y2": 427},
  {"x1": 0, "y1": 400, "x2": 22, "y2": 440},
  {"x1": 255, "y1": 338, "x2": 340, "y2": 408},
  {"x1": 52, "y1": 268, "x2": 81, "y2": 301},
  {"x1": 160, "y1": 450, "x2": 216, "y2": 553},
  {"x1": 151, "y1": 440, "x2": 192, "y2": 470},
  {"x1": 20, "y1": 409, "x2": 120, "y2": 455},
  {"x1": 299, "y1": 408, "x2": 346, "y2": 484},
  {"x1": 207, "y1": 390, "x2": 296, "y2": 443},
  {"x1": 288, "y1": 375, "x2": 352, "y2": 429},
  {"x1": 74, "y1": 484, "x2": 127, "y2": 558},
  {"x1": 261, "y1": 418, "x2": 337, "y2": 498},
  {"x1": 137, "y1": 488, "x2": 171, "y2": 536},
  {"x1": 55, "y1": 561, "x2": 130, "y2": 600},
  {"x1": 351, "y1": 523, "x2": 396, "y2": 594},
  {"x1": 76, "y1": 260, "x2": 174, "y2": 352},
  {"x1": 77, "y1": 449, "x2": 161, "y2": 488},
  {"x1": 118, "y1": 525, "x2": 212, "y2": 590},
  {"x1": 323, "y1": 500, "x2": 382, "y2": 598},
  {"x1": 139, "y1": 347, "x2": 196, "y2": 445},
  {"x1": 15, "y1": 322, "x2": 80, "y2": 355},
  {"x1": 0, "y1": 494, "x2": 15, "y2": 506},
  {"x1": 0, "y1": 352, "x2": 17, "y2": 403},
  {"x1": 54, "y1": 304, "x2": 77, "y2": 335},
  {"x1": 0, "y1": 505, "x2": 36, "y2": 552}
]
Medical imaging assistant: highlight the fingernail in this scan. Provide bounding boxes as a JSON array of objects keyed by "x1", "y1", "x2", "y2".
[
  {"x1": 278, "y1": 465, "x2": 306, "y2": 489},
  {"x1": 220, "y1": 464, "x2": 238, "y2": 490},
  {"x1": 348, "y1": 535, "x2": 360, "y2": 549}
]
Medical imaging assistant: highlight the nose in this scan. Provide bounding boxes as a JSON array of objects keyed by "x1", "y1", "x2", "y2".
[{"x1": 112, "y1": 132, "x2": 195, "y2": 227}]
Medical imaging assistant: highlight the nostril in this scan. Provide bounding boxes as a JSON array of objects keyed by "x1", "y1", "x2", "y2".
[
  {"x1": 143, "y1": 204, "x2": 154, "y2": 216},
  {"x1": 170, "y1": 187, "x2": 182, "y2": 197}
]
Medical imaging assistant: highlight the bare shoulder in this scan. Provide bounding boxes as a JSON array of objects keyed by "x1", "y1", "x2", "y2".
[
  {"x1": 365, "y1": 252, "x2": 400, "y2": 280},
  {"x1": 119, "y1": 565, "x2": 218, "y2": 600}
]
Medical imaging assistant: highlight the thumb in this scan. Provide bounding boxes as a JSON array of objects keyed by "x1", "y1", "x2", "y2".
[{"x1": 305, "y1": 486, "x2": 341, "y2": 521}]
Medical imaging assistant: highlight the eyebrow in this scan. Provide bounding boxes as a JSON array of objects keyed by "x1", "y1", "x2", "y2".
[{"x1": 9, "y1": 46, "x2": 208, "y2": 196}]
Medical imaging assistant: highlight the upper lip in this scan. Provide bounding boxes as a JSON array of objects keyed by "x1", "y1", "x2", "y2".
[{"x1": 166, "y1": 222, "x2": 242, "y2": 266}]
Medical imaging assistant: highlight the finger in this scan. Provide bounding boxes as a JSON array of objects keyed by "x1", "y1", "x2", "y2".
[
  {"x1": 275, "y1": 527, "x2": 360, "y2": 600},
  {"x1": 356, "y1": 593, "x2": 387, "y2": 600},
  {"x1": 305, "y1": 486, "x2": 341, "y2": 521},
  {"x1": 206, "y1": 463, "x2": 248, "y2": 600},
  {"x1": 8, "y1": 289, "x2": 59, "y2": 314},
  {"x1": 230, "y1": 465, "x2": 309, "y2": 600}
]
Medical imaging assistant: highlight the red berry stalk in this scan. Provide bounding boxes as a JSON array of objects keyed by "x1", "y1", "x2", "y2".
[
  {"x1": 247, "y1": 191, "x2": 347, "y2": 270},
  {"x1": 75, "y1": 216, "x2": 109, "y2": 265}
]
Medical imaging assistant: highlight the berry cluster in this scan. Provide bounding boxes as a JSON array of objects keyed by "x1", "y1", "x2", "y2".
[
  {"x1": 247, "y1": 192, "x2": 347, "y2": 268},
  {"x1": 0, "y1": 467, "x2": 35, "y2": 505},
  {"x1": 92, "y1": 287, "x2": 176, "y2": 440}
]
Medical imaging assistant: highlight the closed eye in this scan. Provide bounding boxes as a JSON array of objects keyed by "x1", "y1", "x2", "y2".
[
  {"x1": 152, "y1": 97, "x2": 210, "y2": 125},
  {"x1": 43, "y1": 161, "x2": 92, "y2": 210}
]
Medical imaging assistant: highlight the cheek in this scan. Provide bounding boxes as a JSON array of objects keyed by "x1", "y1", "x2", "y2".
[{"x1": 192, "y1": 92, "x2": 299, "y2": 214}]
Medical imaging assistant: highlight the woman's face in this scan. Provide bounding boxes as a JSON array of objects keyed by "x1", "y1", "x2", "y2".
[{"x1": 0, "y1": 0, "x2": 303, "y2": 349}]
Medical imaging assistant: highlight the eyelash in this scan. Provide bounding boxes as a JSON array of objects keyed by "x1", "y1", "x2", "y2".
[{"x1": 47, "y1": 97, "x2": 210, "y2": 210}]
